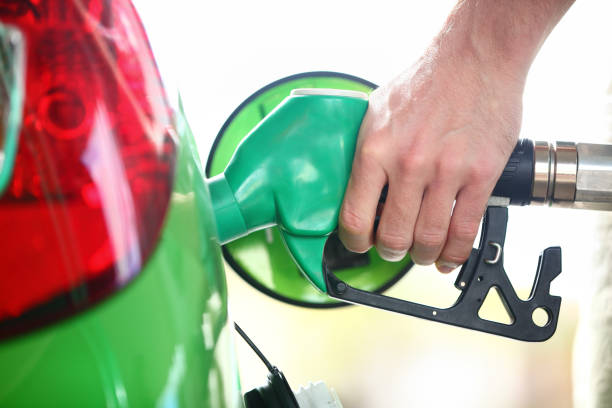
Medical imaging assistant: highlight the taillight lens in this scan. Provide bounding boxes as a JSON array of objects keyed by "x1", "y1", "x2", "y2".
[
  {"x1": 0, "y1": 0, "x2": 176, "y2": 338},
  {"x1": 0, "y1": 22, "x2": 24, "y2": 196}
]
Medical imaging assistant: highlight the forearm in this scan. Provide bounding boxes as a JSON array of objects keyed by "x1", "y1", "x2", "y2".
[{"x1": 439, "y1": 0, "x2": 574, "y2": 81}]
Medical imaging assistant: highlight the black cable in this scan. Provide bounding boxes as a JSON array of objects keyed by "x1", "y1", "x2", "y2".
[{"x1": 234, "y1": 322, "x2": 275, "y2": 373}]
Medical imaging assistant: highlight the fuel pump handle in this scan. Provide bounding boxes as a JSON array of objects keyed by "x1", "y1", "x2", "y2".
[
  {"x1": 493, "y1": 139, "x2": 612, "y2": 210},
  {"x1": 207, "y1": 85, "x2": 612, "y2": 341}
]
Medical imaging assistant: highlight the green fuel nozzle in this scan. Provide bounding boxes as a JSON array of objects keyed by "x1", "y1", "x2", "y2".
[{"x1": 207, "y1": 89, "x2": 369, "y2": 292}]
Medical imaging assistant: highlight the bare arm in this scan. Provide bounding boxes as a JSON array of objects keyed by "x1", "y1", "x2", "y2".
[{"x1": 339, "y1": 0, "x2": 574, "y2": 271}]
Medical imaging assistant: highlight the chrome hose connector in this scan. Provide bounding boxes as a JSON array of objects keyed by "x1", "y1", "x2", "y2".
[{"x1": 531, "y1": 141, "x2": 612, "y2": 209}]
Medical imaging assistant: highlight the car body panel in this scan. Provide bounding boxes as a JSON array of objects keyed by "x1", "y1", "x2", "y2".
[{"x1": 0, "y1": 106, "x2": 242, "y2": 407}]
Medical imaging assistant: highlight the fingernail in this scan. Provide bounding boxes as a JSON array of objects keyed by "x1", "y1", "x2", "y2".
[
  {"x1": 378, "y1": 247, "x2": 407, "y2": 262},
  {"x1": 436, "y1": 261, "x2": 459, "y2": 273}
]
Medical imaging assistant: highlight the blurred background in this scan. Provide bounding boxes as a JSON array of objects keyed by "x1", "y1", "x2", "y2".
[{"x1": 134, "y1": 1, "x2": 612, "y2": 406}]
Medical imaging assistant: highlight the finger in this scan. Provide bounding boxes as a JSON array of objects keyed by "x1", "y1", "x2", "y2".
[
  {"x1": 375, "y1": 172, "x2": 425, "y2": 262},
  {"x1": 436, "y1": 185, "x2": 489, "y2": 273},
  {"x1": 410, "y1": 183, "x2": 457, "y2": 266},
  {"x1": 339, "y1": 154, "x2": 387, "y2": 253}
]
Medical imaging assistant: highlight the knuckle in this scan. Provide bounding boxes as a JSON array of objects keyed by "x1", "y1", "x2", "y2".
[
  {"x1": 357, "y1": 137, "x2": 385, "y2": 166},
  {"x1": 467, "y1": 166, "x2": 486, "y2": 184},
  {"x1": 414, "y1": 228, "x2": 446, "y2": 249},
  {"x1": 467, "y1": 160, "x2": 496, "y2": 185},
  {"x1": 377, "y1": 230, "x2": 411, "y2": 252},
  {"x1": 398, "y1": 153, "x2": 426, "y2": 176},
  {"x1": 339, "y1": 206, "x2": 370, "y2": 236},
  {"x1": 449, "y1": 221, "x2": 480, "y2": 244},
  {"x1": 436, "y1": 156, "x2": 463, "y2": 178}
]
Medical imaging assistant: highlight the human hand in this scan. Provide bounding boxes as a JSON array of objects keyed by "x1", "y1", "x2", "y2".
[
  {"x1": 338, "y1": 0, "x2": 573, "y2": 273},
  {"x1": 339, "y1": 37, "x2": 527, "y2": 272}
]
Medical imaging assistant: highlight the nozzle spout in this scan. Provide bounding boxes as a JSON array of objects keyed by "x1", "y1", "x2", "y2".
[{"x1": 208, "y1": 173, "x2": 248, "y2": 244}]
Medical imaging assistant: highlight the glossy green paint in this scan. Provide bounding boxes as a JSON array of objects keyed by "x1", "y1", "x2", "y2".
[
  {"x1": 0, "y1": 106, "x2": 242, "y2": 407},
  {"x1": 0, "y1": 24, "x2": 24, "y2": 196},
  {"x1": 209, "y1": 92, "x2": 369, "y2": 292},
  {"x1": 208, "y1": 74, "x2": 412, "y2": 306}
]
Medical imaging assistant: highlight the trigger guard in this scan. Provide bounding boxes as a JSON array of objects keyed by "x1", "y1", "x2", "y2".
[{"x1": 323, "y1": 206, "x2": 562, "y2": 342}]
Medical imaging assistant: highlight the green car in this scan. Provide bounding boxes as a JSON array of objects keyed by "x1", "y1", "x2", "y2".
[{"x1": 0, "y1": 1, "x2": 242, "y2": 406}]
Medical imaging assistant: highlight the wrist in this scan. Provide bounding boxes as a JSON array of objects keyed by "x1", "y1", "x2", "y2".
[{"x1": 437, "y1": 0, "x2": 574, "y2": 82}]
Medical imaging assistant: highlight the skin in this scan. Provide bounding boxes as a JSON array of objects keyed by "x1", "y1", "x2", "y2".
[{"x1": 339, "y1": 0, "x2": 574, "y2": 272}]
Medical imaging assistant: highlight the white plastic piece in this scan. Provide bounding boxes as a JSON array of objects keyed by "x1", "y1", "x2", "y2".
[
  {"x1": 294, "y1": 381, "x2": 344, "y2": 408},
  {"x1": 290, "y1": 88, "x2": 368, "y2": 100},
  {"x1": 487, "y1": 195, "x2": 510, "y2": 207}
]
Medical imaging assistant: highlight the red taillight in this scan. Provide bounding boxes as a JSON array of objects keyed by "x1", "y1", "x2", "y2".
[{"x1": 0, "y1": 0, "x2": 176, "y2": 337}]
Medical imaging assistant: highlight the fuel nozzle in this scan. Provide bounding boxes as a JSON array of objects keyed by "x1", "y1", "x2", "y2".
[{"x1": 493, "y1": 140, "x2": 612, "y2": 210}]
